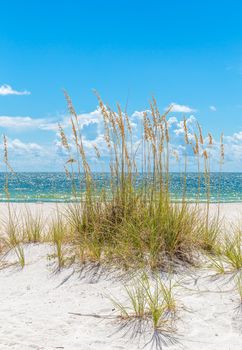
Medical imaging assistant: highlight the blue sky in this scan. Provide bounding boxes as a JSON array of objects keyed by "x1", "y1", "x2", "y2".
[{"x1": 1, "y1": 0, "x2": 242, "y2": 171}]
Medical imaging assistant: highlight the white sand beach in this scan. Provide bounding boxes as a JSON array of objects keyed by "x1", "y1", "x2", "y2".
[
  {"x1": 2, "y1": 0, "x2": 242, "y2": 349},
  {"x1": 0, "y1": 203, "x2": 241, "y2": 350}
]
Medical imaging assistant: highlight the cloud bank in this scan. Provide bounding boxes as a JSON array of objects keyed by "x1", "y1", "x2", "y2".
[
  {"x1": 0, "y1": 84, "x2": 30, "y2": 96},
  {"x1": 167, "y1": 103, "x2": 196, "y2": 113},
  {"x1": 1, "y1": 104, "x2": 242, "y2": 171}
]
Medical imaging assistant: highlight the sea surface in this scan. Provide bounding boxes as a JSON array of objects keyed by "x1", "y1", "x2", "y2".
[{"x1": 0, "y1": 172, "x2": 241, "y2": 203}]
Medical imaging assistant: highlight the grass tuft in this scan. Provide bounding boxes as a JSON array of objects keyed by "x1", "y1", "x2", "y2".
[
  {"x1": 49, "y1": 212, "x2": 67, "y2": 270},
  {"x1": 111, "y1": 272, "x2": 177, "y2": 332},
  {"x1": 22, "y1": 208, "x2": 44, "y2": 243}
]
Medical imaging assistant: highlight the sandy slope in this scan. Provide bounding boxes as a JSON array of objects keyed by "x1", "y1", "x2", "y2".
[
  {"x1": 0, "y1": 244, "x2": 241, "y2": 350},
  {"x1": 0, "y1": 203, "x2": 241, "y2": 349}
]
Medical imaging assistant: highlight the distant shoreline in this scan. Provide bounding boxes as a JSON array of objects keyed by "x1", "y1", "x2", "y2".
[
  {"x1": 0, "y1": 198, "x2": 242, "y2": 203},
  {"x1": 0, "y1": 172, "x2": 242, "y2": 203},
  {"x1": 0, "y1": 202, "x2": 240, "y2": 225}
]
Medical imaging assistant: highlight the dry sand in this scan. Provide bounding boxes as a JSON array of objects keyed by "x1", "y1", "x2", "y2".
[
  {"x1": 0, "y1": 203, "x2": 241, "y2": 349},
  {"x1": 0, "y1": 201, "x2": 241, "y2": 223}
]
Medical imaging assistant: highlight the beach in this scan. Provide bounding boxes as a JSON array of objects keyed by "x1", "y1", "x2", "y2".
[
  {"x1": 2, "y1": 0, "x2": 242, "y2": 348},
  {"x1": 0, "y1": 203, "x2": 241, "y2": 349}
]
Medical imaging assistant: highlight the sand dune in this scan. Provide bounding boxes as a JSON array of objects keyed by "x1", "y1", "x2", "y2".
[{"x1": 0, "y1": 204, "x2": 241, "y2": 349}]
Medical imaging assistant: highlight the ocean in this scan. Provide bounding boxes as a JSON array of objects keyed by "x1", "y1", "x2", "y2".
[{"x1": 0, "y1": 172, "x2": 241, "y2": 203}]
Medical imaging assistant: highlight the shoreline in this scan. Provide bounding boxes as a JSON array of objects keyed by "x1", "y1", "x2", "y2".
[{"x1": 0, "y1": 201, "x2": 241, "y2": 224}]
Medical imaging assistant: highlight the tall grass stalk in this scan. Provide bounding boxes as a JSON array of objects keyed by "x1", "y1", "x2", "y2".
[
  {"x1": 3, "y1": 211, "x2": 25, "y2": 268},
  {"x1": 49, "y1": 211, "x2": 67, "y2": 269},
  {"x1": 1, "y1": 136, "x2": 25, "y2": 267}
]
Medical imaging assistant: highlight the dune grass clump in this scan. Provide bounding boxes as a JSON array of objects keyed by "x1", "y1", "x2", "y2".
[
  {"x1": 0, "y1": 95, "x2": 223, "y2": 271},
  {"x1": 111, "y1": 272, "x2": 177, "y2": 333},
  {"x1": 209, "y1": 231, "x2": 241, "y2": 275},
  {"x1": 57, "y1": 92, "x2": 222, "y2": 270},
  {"x1": 49, "y1": 213, "x2": 67, "y2": 269},
  {"x1": 0, "y1": 94, "x2": 223, "y2": 272},
  {"x1": 21, "y1": 208, "x2": 44, "y2": 243},
  {"x1": 2, "y1": 211, "x2": 25, "y2": 268},
  {"x1": 112, "y1": 275, "x2": 148, "y2": 320},
  {"x1": 14, "y1": 243, "x2": 25, "y2": 268},
  {"x1": 198, "y1": 217, "x2": 221, "y2": 253},
  {"x1": 101, "y1": 201, "x2": 202, "y2": 268},
  {"x1": 223, "y1": 233, "x2": 242, "y2": 272}
]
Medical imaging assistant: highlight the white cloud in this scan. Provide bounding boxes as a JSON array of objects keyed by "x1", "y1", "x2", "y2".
[
  {"x1": 225, "y1": 131, "x2": 242, "y2": 143},
  {"x1": 167, "y1": 103, "x2": 196, "y2": 113},
  {"x1": 232, "y1": 131, "x2": 242, "y2": 141},
  {"x1": 0, "y1": 108, "x2": 103, "y2": 134},
  {"x1": 0, "y1": 138, "x2": 43, "y2": 155},
  {"x1": 10, "y1": 139, "x2": 43, "y2": 152},
  {"x1": 38, "y1": 121, "x2": 60, "y2": 131},
  {"x1": 131, "y1": 110, "x2": 150, "y2": 120},
  {"x1": 0, "y1": 116, "x2": 40, "y2": 128},
  {"x1": 2, "y1": 104, "x2": 242, "y2": 171},
  {"x1": 0, "y1": 84, "x2": 30, "y2": 96},
  {"x1": 77, "y1": 108, "x2": 103, "y2": 128},
  {"x1": 167, "y1": 116, "x2": 178, "y2": 126},
  {"x1": 0, "y1": 138, "x2": 53, "y2": 171},
  {"x1": 209, "y1": 105, "x2": 217, "y2": 112},
  {"x1": 0, "y1": 116, "x2": 60, "y2": 131},
  {"x1": 173, "y1": 115, "x2": 196, "y2": 137}
]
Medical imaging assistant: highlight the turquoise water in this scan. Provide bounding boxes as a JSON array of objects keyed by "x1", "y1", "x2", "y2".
[{"x1": 0, "y1": 172, "x2": 241, "y2": 203}]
